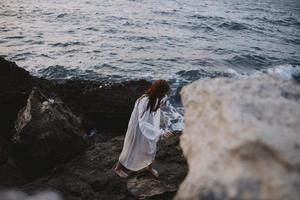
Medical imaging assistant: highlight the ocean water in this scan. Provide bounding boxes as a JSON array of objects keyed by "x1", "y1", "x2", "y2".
[{"x1": 1, "y1": 0, "x2": 300, "y2": 131}]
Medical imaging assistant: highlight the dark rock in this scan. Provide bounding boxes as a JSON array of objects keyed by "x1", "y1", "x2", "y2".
[
  {"x1": 0, "y1": 57, "x2": 58, "y2": 186},
  {"x1": 0, "y1": 57, "x2": 37, "y2": 139},
  {"x1": 52, "y1": 79, "x2": 151, "y2": 139},
  {"x1": 0, "y1": 128, "x2": 26, "y2": 187},
  {"x1": 0, "y1": 57, "x2": 151, "y2": 186},
  {"x1": 0, "y1": 136, "x2": 10, "y2": 166},
  {"x1": 0, "y1": 57, "x2": 184, "y2": 199},
  {"x1": 13, "y1": 88, "x2": 87, "y2": 178},
  {"x1": 0, "y1": 158, "x2": 26, "y2": 186},
  {"x1": 0, "y1": 57, "x2": 151, "y2": 142},
  {"x1": 19, "y1": 135, "x2": 187, "y2": 200},
  {"x1": 0, "y1": 57, "x2": 55, "y2": 139}
]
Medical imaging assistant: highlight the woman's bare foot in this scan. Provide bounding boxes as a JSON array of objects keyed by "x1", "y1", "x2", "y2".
[
  {"x1": 113, "y1": 161, "x2": 128, "y2": 178},
  {"x1": 146, "y1": 166, "x2": 159, "y2": 178},
  {"x1": 113, "y1": 167, "x2": 128, "y2": 178}
]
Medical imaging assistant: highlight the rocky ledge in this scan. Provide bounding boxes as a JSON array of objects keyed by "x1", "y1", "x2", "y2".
[
  {"x1": 0, "y1": 57, "x2": 187, "y2": 199},
  {"x1": 176, "y1": 76, "x2": 300, "y2": 200},
  {"x1": 20, "y1": 134, "x2": 186, "y2": 200}
]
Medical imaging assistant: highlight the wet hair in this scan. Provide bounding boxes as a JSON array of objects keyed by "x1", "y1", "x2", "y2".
[{"x1": 139, "y1": 79, "x2": 170, "y2": 115}]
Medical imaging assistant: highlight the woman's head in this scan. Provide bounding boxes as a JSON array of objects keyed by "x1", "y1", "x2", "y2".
[{"x1": 142, "y1": 79, "x2": 170, "y2": 112}]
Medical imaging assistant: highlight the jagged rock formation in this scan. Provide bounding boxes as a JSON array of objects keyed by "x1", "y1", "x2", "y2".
[
  {"x1": 0, "y1": 57, "x2": 150, "y2": 140},
  {"x1": 175, "y1": 76, "x2": 300, "y2": 200},
  {"x1": 0, "y1": 57, "x2": 49, "y2": 139},
  {"x1": 13, "y1": 88, "x2": 87, "y2": 178},
  {"x1": 0, "y1": 57, "x2": 55, "y2": 186},
  {"x1": 0, "y1": 57, "x2": 150, "y2": 185}
]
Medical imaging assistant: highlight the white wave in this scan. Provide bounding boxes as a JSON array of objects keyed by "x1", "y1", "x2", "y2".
[
  {"x1": 163, "y1": 64, "x2": 300, "y2": 133},
  {"x1": 161, "y1": 98, "x2": 184, "y2": 132},
  {"x1": 223, "y1": 64, "x2": 300, "y2": 80},
  {"x1": 264, "y1": 64, "x2": 300, "y2": 80}
]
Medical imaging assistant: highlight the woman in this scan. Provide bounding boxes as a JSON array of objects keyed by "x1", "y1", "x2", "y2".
[{"x1": 114, "y1": 80, "x2": 174, "y2": 178}]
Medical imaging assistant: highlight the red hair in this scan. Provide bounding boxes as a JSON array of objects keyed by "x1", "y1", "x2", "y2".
[{"x1": 139, "y1": 79, "x2": 170, "y2": 115}]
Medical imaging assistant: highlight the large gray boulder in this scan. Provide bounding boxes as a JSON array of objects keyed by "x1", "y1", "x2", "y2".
[
  {"x1": 13, "y1": 88, "x2": 87, "y2": 178},
  {"x1": 175, "y1": 76, "x2": 300, "y2": 200}
]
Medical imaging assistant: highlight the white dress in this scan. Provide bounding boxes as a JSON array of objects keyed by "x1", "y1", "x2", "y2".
[{"x1": 118, "y1": 95, "x2": 166, "y2": 171}]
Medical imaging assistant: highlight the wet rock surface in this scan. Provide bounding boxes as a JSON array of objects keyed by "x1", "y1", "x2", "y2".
[{"x1": 176, "y1": 76, "x2": 300, "y2": 200}]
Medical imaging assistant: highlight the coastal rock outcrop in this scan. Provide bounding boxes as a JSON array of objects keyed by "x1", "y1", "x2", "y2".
[
  {"x1": 0, "y1": 57, "x2": 150, "y2": 184},
  {"x1": 0, "y1": 57, "x2": 55, "y2": 185},
  {"x1": 13, "y1": 87, "x2": 87, "y2": 178},
  {"x1": 0, "y1": 57, "x2": 48, "y2": 139},
  {"x1": 53, "y1": 79, "x2": 151, "y2": 140},
  {"x1": 0, "y1": 57, "x2": 187, "y2": 199},
  {"x1": 21, "y1": 134, "x2": 187, "y2": 200},
  {"x1": 175, "y1": 76, "x2": 300, "y2": 200},
  {"x1": 0, "y1": 57, "x2": 151, "y2": 141}
]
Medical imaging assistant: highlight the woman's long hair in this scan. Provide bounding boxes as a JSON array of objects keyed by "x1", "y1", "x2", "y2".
[{"x1": 139, "y1": 80, "x2": 170, "y2": 116}]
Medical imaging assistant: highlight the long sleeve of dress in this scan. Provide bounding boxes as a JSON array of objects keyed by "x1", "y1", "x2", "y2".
[{"x1": 137, "y1": 97, "x2": 164, "y2": 141}]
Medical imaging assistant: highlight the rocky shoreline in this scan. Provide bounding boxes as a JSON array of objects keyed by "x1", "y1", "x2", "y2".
[
  {"x1": 1, "y1": 56, "x2": 299, "y2": 200},
  {"x1": 0, "y1": 57, "x2": 187, "y2": 199}
]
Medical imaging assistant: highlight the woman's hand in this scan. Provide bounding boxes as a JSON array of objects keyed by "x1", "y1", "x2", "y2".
[{"x1": 162, "y1": 131, "x2": 174, "y2": 138}]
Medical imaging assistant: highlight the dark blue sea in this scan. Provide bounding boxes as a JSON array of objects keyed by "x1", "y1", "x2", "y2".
[{"x1": 1, "y1": 0, "x2": 300, "y2": 130}]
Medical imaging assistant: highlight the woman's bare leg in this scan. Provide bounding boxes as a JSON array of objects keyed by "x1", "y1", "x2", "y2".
[
  {"x1": 146, "y1": 163, "x2": 159, "y2": 178},
  {"x1": 114, "y1": 161, "x2": 128, "y2": 178}
]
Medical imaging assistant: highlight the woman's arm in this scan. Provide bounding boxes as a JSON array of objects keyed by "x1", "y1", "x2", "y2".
[{"x1": 137, "y1": 97, "x2": 164, "y2": 141}]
